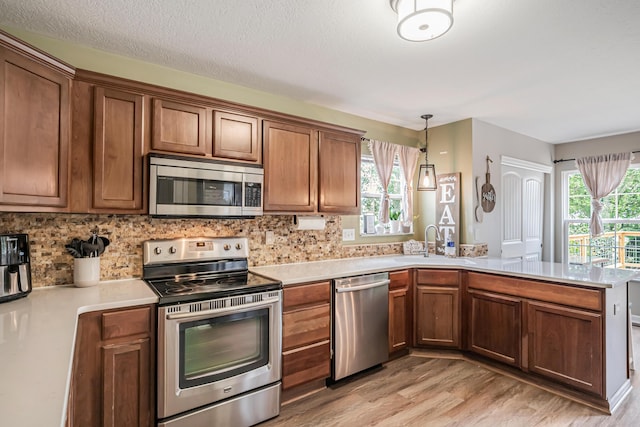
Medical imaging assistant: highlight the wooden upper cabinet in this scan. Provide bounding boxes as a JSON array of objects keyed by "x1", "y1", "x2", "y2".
[
  {"x1": 263, "y1": 120, "x2": 317, "y2": 213},
  {"x1": 318, "y1": 131, "x2": 360, "y2": 214},
  {"x1": 213, "y1": 111, "x2": 260, "y2": 163},
  {"x1": 152, "y1": 98, "x2": 208, "y2": 155},
  {"x1": 0, "y1": 44, "x2": 71, "y2": 209},
  {"x1": 93, "y1": 87, "x2": 145, "y2": 211}
]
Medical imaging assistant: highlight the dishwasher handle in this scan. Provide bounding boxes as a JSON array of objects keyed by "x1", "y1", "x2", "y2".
[{"x1": 335, "y1": 279, "x2": 390, "y2": 293}]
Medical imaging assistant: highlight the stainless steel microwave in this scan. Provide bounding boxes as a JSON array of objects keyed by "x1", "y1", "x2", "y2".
[{"x1": 148, "y1": 155, "x2": 263, "y2": 218}]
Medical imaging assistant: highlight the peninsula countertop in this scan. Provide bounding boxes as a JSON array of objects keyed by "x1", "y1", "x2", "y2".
[
  {"x1": 251, "y1": 254, "x2": 640, "y2": 288},
  {"x1": 0, "y1": 279, "x2": 158, "y2": 427},
  {"x1": 2, "y1": 255, "x2": 638, "y2": 427}
]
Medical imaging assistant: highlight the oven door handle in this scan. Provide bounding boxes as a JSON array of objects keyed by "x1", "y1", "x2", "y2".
[{"x1": 165, "y1": 299, "x2": 278, "y2": 321}]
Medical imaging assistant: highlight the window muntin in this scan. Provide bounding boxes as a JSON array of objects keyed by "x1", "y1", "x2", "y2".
[
  {"x1": 360, "y1": 155, "x2": 406, "y2": 234},
  {"x1": 564, "y1": 165, "x2": 640, "y2": 269}
]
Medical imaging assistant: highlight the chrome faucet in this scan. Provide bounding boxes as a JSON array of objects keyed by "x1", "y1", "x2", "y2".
[{"x1": 424, "y1": 224, "x2": 442, "y2": 257}]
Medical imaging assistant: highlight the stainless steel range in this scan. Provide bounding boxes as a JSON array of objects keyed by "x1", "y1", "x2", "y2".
[{"x1": 143, "y1": 237, "x2": 282, "y2": 427}]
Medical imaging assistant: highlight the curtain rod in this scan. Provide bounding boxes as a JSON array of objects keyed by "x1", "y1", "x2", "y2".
[{"x1": 553, "y1": 150, "x2": 640, "y2": 164}]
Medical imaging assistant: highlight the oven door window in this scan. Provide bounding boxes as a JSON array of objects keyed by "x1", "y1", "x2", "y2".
[
  {"x1": 157, "y1": 176, "x2": 241, "y2": 207},
  {"x1": 178, "y1": 308, "x2": 269, "y2": 388}
]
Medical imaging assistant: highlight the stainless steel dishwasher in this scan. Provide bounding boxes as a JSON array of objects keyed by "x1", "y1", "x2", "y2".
[{"x1": 332, "y1": 272, "x2": 389, "y2": 381}]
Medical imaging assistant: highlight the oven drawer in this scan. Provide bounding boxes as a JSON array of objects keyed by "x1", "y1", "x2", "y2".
[
  {"x1": 282, "y1": 340, "x2": 331, "y2": 390},
  {"x1": 282, "y1": 304, "x2": 330, "y2": 351}
]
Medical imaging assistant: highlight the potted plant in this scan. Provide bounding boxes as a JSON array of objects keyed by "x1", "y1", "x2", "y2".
[{"x1": 389, "y1": 208, "x2": 402, "y2": 233}]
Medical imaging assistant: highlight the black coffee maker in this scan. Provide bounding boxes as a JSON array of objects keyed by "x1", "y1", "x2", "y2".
[{"x1": 0, "y1": 233, "x2": 32, "y2": 304}]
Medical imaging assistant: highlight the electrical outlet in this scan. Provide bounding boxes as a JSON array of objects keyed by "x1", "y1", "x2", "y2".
[
  {"x1": 342, "y1": 228, "x2": 355, "y2": 241},
  {"x1": 265, "y1": 231, "x2": 275, "y2": 245}
]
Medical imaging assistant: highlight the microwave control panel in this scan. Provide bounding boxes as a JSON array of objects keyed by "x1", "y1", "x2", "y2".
[{"x1": 244, "y1": 182, "x2": 262, "y2": 208}]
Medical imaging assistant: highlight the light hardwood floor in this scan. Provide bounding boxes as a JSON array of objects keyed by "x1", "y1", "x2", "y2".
[{"x1": 262, "y1": 327, "x2": 640, "y2": 426}]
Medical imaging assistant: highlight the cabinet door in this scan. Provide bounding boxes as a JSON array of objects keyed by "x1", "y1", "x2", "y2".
[
  {"x1": 389, "y1": 270, "x2": 411, "y2": 354},
  {"x1": 468, "y1": 290, "x2": 521, "y2": 367},
  {"x1": 389, "y1": 287, "x2": 409, "y2": 353},
  {"x1": 0, "y1": 46, "x2": 70, "y2": 208},
  {"x1": 152, "y1": 98, "x2": 208, "y2": 155},
  {"x1": 318, "y1": 131, "x2": 360, "y2": 214},
  {"x1": 93, "y1": 87, "x2": 145, "y2": 211},
  {"x1": 527, "y1": 301, "x2": 603, "y2": 395},
  {"x1": 102, "y1": 339, "x2": 152, "y2": 427},
  {"x1": 263, "y1": 121, "x2": 317, "y2": 212},
  {"x1": 415, "y1": 285, "x2": 460, "y2": 348},
  {"x1": 213, "y1": 111, "x2": 260, "y2": 162}
]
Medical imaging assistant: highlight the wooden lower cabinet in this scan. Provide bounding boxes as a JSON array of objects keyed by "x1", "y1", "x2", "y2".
[
  {"x1": 414, "y1": 269, "x2": 460, "y2": 348},
  {"x1": 388, "y1": 270, "x2": 411, "y2": 356},
  {"x1": 283, "y1": 341, "x2": 331, "y2": 389},
  {"x1": 527, "y1": 300, "x2": 603, "y2": 395},
  {"x1": 282, "y1": 281, "x2": 331, "y2": 393},
  {"x1": 468, "y1": 289, "x2": 521, "y2": 367},
  {"x1": 68, "y1": 305, "x2": 155, "y2": 427}
]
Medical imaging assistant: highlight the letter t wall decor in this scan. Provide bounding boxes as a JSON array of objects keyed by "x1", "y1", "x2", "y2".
[{"x1": 435, "y1": 172, "x2": 460, "y2": 256}]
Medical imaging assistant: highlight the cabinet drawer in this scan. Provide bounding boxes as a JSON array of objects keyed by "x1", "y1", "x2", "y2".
[
  {"x1": 389, "y1": 270, "x2": 410, "y2": 290},
  {"x1": 416, "y1": 269, "x2": 459, "y2": 286},
  {"x1": 467, "y1": 272, "x2": 602, "y2": 311},
  {"x1": 283, "y1": 281, "x2": 331, "y2": 310},
  {"x1": 102, "y1": 306, "x2": 151, "y2": 340},
  {"x1": 282, "y1": 340, "x2": 331, "y2": 390},
  {"x1": 283, "y1": 304, "x2": 330, "y2": 351}
]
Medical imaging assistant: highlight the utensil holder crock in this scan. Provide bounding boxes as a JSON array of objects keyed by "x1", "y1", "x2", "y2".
[{"x1": 74, "y1": 257, "x2": 100, "y2": 287}]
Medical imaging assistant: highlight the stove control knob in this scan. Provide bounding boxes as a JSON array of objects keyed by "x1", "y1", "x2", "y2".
[
  {"x1": 223, "y1": 244, "x2": 231, "y2": 251},
  {"x1": 235, "y1": 243, "x2": 242, "y2": 250},
  {"x1": 154, "y1": 247, "x2": 162, "y2": 255},
  {"x1": 169, "y1": 246, "x2": 177, "y2": 254}
]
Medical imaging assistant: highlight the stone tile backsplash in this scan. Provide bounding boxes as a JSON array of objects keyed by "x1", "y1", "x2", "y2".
[{"x1": 0, "y1": 213, "x2": 403, "y2": 288}]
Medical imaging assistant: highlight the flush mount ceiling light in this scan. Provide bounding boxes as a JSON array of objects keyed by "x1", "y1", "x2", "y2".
[
  {"x1": 417, "y1": 114, "x2": 437, "y2": 191},
  {"x1": 390, "y1": 0, "x2": 454, "y2": 42}
]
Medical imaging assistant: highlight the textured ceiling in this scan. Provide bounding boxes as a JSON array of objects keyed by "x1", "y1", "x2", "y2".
[{"x1": 1, "y1": 0, "x2": 639, "y2": 143}]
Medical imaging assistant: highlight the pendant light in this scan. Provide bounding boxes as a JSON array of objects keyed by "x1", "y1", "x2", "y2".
[
  {"x1": 417, "y1": 114, "x2": 437, "y2": 191},
  {"x1": 390, "y1": 0, "x2": 454, "y2": 42}
]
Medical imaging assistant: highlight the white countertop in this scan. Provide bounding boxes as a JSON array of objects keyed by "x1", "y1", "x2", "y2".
[
  {"x1": 0, "y1": 279, "x2": 158, "y2": 427},
  {"x1": 252, "y1": 254, "x2": 640, "y2": 288},
  {"x1": 2, "y1": 255, "x2": 638, "y2": 427}
]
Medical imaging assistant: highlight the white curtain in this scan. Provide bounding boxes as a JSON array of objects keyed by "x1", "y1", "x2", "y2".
[
  {"x1": 369, "y1": 140, "x2": 398, "y2": 224},
  {"x1": 575, "y1": 152, "x2": 632, "y2": 237},
  {"x1": 397, "y1": 145, "x2": 420, "y2": 225}
]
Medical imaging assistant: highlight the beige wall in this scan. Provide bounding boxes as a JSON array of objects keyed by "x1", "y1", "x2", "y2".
[
  {"x1": 471, "y1": 119, "x2": 555, "y2": 259},
  {"x1": 415, "y1": 119, "x2": 473, "y2": 245}
]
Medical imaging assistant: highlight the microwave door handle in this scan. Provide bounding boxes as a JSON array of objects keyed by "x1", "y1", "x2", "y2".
[{"x1": 165, "y1": 299, "x2": 278, "y2": 321}]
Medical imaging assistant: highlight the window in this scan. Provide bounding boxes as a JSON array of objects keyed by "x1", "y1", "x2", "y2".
[
  {"x1": 360, "y1": 155, "x2": 405, "y2": 234},
  {"x1": 564, "y1": 165, "x2": 640, "y2": 269}
]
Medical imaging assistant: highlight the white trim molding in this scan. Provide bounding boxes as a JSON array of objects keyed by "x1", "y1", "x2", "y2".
[{"x1": 501, "y1": 155, "x2": 553, "y2": 174}]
